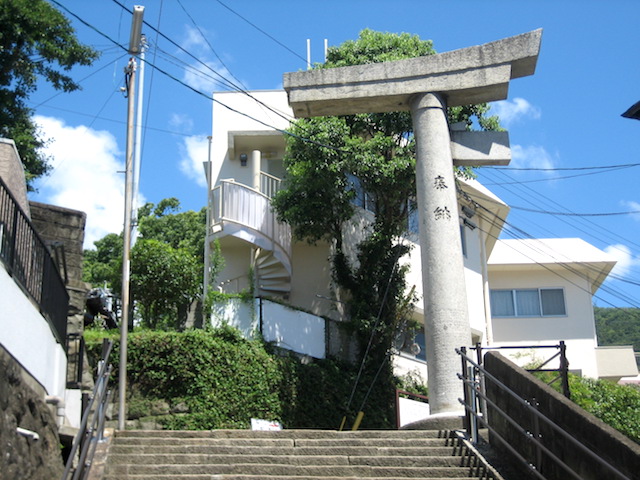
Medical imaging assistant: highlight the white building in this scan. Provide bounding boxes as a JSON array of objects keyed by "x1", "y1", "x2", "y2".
[{"x1": 205, "y1": 90, "x2": 637, "y2": 382}]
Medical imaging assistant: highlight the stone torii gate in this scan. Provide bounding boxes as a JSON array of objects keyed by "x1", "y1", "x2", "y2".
[{"x1": 283, "y1": 30, "x2": 542, "y2": 415}]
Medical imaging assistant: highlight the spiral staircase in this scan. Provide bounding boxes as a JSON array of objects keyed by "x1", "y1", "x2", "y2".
[{"x1": 209, "y1": 178, "x2": 292, "y2": 297}]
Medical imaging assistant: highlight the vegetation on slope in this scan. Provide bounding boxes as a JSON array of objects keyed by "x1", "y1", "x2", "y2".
[
  {"x1": 84, "y1": 327, "x2": 417, "y2": 431},
  {"x1": 594, "y1": 306, "x2": 640, "y2": 352}
]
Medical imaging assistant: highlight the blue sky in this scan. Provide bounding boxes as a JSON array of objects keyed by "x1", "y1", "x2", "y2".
[{"x1": 29, "y1": 0, "x2": 640, "y2": 308}]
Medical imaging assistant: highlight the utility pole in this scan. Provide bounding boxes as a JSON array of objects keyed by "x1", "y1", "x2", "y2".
[
  {"x1": 131, "y1": 34, "x2": 147, "y2": 245},
  {"x1": 119, "y1": 4, "x2": 144, "y2": 431}
]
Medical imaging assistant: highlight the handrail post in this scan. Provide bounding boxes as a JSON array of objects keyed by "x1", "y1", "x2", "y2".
[
  {"x1": 531, "y1": 397, "x2": 543, "y2": 471},
  {"x1": 460, "y1": 346, "x2": 472, "y2": 436},
  {"x1": 559, "y1": 341, "x2": 570, "y2": 399},
  {"x1": 469, "y1": 365, "x2": 479, "y2": 443}
]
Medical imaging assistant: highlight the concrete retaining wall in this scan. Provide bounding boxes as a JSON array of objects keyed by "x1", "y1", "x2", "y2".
[{"x1": 484, "y1": 351, "x2": 640, "y2": 480}]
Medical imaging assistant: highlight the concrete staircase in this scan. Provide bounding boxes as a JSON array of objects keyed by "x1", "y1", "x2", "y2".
[{"x1": 102, "y1": 429, "x2": 501, "y2": 479}]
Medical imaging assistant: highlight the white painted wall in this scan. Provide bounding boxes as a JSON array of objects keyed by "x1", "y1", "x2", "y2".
[
  {"x1": 210, "y1": 297, "x2": 257, "y2": 337},
  {"x1": 402, "y1": 221, "x2": 489, "y2": 344},
  {"x1": 209, "y1": 298, "x2": 326, "y2": 359},
  {"x1": 487, "y1": 268, "x2": 600, "y2": 378},
  {"x1": 0, "y1": 265, "x2": 67, "y2": 399},
  {"x1": 393, "y1": 354, "x2": 428, "y2": 383},
  {"x1": 289, "y1": 241, "x2": 336, "y2": 319},
  {"x1": 398, "y1": 396, "x2": 430, "y2": 427},
  {"x1": 260, "y1": 300, "x2": 326, "y2": 359},
  {"x1": 211, "y1": 90, "x2": 292, "y2": 188}
]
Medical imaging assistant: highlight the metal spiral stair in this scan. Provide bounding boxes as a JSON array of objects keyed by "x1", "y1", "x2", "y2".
[{"x1": 255, "y1": 248, "x2": 291, "y2": 297}]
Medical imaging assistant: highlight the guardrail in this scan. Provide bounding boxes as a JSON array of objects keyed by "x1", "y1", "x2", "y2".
[
  {"x1": 0, "y1": 176, "x2": 69, "y2": 345},
  {"x1": 62, "y1": 338, "x2": 113, "y2": 480},
  {"x1": 210, "y1": 179, "x2": 291, "y2": 262},
  {"x1": 457, "y1": 346, "x2": 631, "y2": 480},
  {"x1": 471, "y1": 342, "x2": 570, "y2": 398}
]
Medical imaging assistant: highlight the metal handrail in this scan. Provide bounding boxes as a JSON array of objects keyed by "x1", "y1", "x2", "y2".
[
  {"x1": 61, "y1": 339, "x2": 114, "y2": 480},
  {"x1": 472, "y1": 342, "x2": 570, "y2": 398},
  {"x1": 457, "y1": 347, "x2": 631, "y2": 480},
  {"x1": 0, "y1": 176, "x2": 69, "y2": 345}
]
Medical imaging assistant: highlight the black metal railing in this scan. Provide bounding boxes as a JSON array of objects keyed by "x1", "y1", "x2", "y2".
[
  {"x1": 0, "y1": 176, "x2": 69, "y2": 344},
  {"x1": 66, "y1": 333, "x2": 86, "y2": 389},
  {"x1": 62, "y1": 339, "x2": 113, "y2": 480},
  {"x1": 457, "y1": 347, "x2": 631, "y2": 480},
  {"x1": 471, "y1": 342, "x2": 570, "y2": 398}
]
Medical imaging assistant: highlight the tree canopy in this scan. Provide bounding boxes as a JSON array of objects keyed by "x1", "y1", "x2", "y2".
[
  {"x1": 83, "y1": 199, "x2": 213, "y2": 330},
  {"x1": 595, "y1": 307, "x2": 640, "y2": 352},
  {"x1": 0, "y1": 0, "x2": 99, "y2": 187},
  {"x1": 273, "y1": 29, "x2": 501, "y2": 367}
]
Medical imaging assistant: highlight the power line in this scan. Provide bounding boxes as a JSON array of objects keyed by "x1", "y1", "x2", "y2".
[
  {"x1": 481, "y1": 165, "x2": 634, "y2": 185},
  {"x1": 508, "y1": 205, "x2": 640, "y2": 217},
  {"x1": 212, "y1": 0, "x2": 308, "y2": 65},
  {"x1": 487, "y1": 162, "x2": 640, "y2": 171},
  {"x1": 470, "y1": 205, "x2": 640, "y2": 308},
  {"x1": 478, "y1": 167, "x2": 640, "y2": 252},
  {"x1": 175, "y1": 0, "x2": 250, "y2": 92}
]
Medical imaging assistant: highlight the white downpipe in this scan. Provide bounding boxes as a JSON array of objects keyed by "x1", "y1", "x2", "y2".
[{"x1": 45, "y1": 395, "x2": 66, "y2": 427}]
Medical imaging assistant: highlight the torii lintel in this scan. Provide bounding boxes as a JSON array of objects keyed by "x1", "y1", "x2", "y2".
[{"x1": 283, "y1": 29, "x2": 542, "y2": 118}]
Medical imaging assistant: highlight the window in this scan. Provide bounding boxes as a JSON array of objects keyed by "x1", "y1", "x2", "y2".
[{"x1": 490, "y1": 288, "x2": 566, "y2": 317}]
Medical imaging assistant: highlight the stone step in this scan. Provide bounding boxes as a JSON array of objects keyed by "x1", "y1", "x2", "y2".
[
  {"x1": 102, "y1": 477, "x2": 480, "y2": 480},
  {"x1": 106, "y1": 453, "x2": 480, "y2": 468},
  {"x1": 112, "y1": 437, "x2": 457, "y2": 449},
  {"x1": 104, "y1": 463, "x2": 488, "y2": 478},
  {"x1": 116, "y1": 429, "x2": 454, "y2": 439},
  {"x1": 110, "y1": 445, "x2": 468, "y2": 457},
  {"x1": 102, "y1": 429, "x2": 497, "y2": 479}
]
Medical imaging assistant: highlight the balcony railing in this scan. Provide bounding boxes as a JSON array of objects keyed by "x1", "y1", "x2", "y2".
[
  {"x1": 211, "y1": 179, "x2": 291, "y2": 258},
  {"x1": 0, "y1": 177, "x2": 69, "y2": 345}
]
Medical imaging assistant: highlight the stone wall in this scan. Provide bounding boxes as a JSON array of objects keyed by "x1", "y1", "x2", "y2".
[
  {"x1": 0, "y1": 346, "x2": 64, "y2": 480},
  {"x1": 484, "y1": 351, "x2": 640, "y2": 480},
  {"x1": 0, "y1": 138, "x2": 30, "y2": 218},
  {"x1": 29, "y1": 201, "x2": 87, "y2": 317}
]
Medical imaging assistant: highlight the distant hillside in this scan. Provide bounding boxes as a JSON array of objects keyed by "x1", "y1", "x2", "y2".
[{"x1": 594, "y1": 307, "x2": 640, "y2": 352}]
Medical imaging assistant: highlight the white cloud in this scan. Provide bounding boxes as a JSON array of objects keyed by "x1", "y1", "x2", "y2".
[
  {"x1": 33, "y1": 115, "x2": 128, "y2": 249},
  {"x1": 179, "y1": 25, "x2": 237, "y2": 94},
  {"x1": 178, "y1": 135, "x2": 208, "y2": 187},
  {"x1": 604, "y1": 243, "x2": 640, "y2": 278},
  {"x1": 491, "y1": 97, "x2": 541, "y2": 127},
  {"x1": 169, "y1": 113, "x2": 194, "y2": 133},
  {"x1": 621, "y1": 200, "x2": 640, "y2": 222},
  {"x1": 510, "y1": 144, "x2": 558, "y2": 171}
]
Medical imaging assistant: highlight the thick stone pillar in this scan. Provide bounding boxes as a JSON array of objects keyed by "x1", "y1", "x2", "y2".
[{"x1": 410, "y1": 92, "x2": 471, "y2": 414}]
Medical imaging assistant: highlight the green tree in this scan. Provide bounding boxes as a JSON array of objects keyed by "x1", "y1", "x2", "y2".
[
  {"x1": 130, "y1": 239, "x2": 201, "y2": 329},
  {"x1": 595, "y1": 307, "x2": 640, "y2": 351},
  {"x1": 83, "y1": 199, "x2": 224, "y2": 330},
  {"x1": 0, "y1": 0, "x2": 99, "y2": 187},
  {"x1": 137, "y1": 197, "x2": 207, "y2": 261},
  {"x1": 273, "y1": 29, "x2": 501, "y2": 380},
  {"x1": 83, "y1": 232, "x2": 122, "y2": 287}
]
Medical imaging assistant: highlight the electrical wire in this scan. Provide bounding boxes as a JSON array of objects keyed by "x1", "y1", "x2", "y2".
[
  {"x1": 49, "y1": 0, "x2": 341, "y2": 153},
  {"x1": 487, "y1": 162, "x2": 640, "y2": 171},
  {"x1": 175, "y1": 0, "x2": 250, "y2": 92},
  {"x1": 212, "y1": 0, "x2": 308, "y2": 65},
  {"x1": 481, "y1": 165, "x2": 634, "y2": 186},
  {"x1": 460, "y1": 185, "x2": 640, "y2": 307}
]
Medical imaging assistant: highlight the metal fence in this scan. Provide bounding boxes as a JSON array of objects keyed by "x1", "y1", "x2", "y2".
[
  {"x1": 457, "y1": 346, "x2": 631, "y2": 480},
  {"x1": 0, "y1": 176, "x2": 69, "y2": 345}
]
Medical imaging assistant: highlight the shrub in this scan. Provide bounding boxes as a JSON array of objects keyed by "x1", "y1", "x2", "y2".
[{"x1": 84, "y1": 327, "x2": 405, "y2": 430}]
